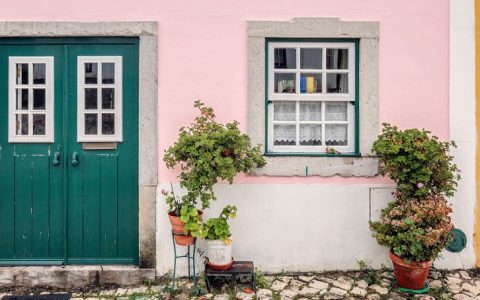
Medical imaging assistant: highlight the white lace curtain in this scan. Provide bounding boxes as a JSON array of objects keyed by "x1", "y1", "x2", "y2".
[{"x1": 273, "y1": 101, "x2": 348, "y2": 145}]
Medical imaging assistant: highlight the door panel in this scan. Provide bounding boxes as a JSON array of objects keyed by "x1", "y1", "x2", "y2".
[{"x1": 0, "y1": 38, "x2": 138, "y2": 265}]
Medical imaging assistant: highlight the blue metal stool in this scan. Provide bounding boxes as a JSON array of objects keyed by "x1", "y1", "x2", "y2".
[{"x1": 170, "y1": 231, "x2": 198, "y2": 291}]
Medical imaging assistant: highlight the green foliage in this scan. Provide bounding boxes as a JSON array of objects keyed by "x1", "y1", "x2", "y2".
[
  {"x1": 254, "y1": 267, "x2": 270, "y2": 289},
  {"x1": 163, "y1": 100, "x2": 266, "y2": 236},
  {"x1": 370, "y1": 123, "x2": 458, "y2": 262},
  {"x1": 357, "y1": 260, "x2": 379, "y2": 285},
  {"x1": 372, "y1": 123, "x2": 460, "y2": 200},
  {"x1": 199, "y1": 205, "x2": 237, "y2": 241}
]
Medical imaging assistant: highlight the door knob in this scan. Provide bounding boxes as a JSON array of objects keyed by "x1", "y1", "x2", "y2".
[
  {"x1": 52, "y1": 151, "x2": 61, "y2": 166},
  {"x1": 71, "y1": 151, "x2": 79, "y2": 166}
]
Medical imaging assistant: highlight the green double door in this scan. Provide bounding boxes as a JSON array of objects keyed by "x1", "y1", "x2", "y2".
[{"x1": 0, "y1": 38, "x2": 139, "y2": 265}]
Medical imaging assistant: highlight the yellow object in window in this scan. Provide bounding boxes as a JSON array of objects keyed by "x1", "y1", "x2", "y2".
[{"x1": 306, "y1": 76, "x2": 314, "y2": 93}]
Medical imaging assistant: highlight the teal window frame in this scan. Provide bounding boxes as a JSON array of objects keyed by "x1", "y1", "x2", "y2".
[{"x1": 264, "y1": 38, "x2": 360, "y2": 157}]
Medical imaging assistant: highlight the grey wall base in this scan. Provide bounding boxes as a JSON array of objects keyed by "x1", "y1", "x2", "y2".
[{"x1": 0, "y1": 266, "x2": 155, "y2": 288}]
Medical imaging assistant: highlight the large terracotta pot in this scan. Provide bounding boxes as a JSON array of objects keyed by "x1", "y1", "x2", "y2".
[
  {"x1": 168, "y1": 211, "x2": 202, "y2": 246},
  {"x1": 390, "y1": 252, "x2": 432, "y2": 290}
]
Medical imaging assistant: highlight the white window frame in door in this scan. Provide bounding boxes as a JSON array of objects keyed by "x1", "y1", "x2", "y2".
[
  {"x1": 8, "y1": 56, "x2": 54, "y2": 143},
  {"x1": 77, "y1": 56, "x2": 123, "y2": 142}
]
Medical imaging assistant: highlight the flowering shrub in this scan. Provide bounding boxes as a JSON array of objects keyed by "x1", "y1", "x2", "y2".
[
  {"x1": 372, "y1": 123, "x2": 460, "y2": 200},
  {"x1": 370, "y1": 123, "x2": 459, "y2": 262},
  {"x1": 370, "y1": 193, "x2": 453, "y2": 262}
]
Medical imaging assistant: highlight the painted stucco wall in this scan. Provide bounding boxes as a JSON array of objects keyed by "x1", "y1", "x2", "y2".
[{"x1": 0, "y1": 0, "x2": 475, "y2": 272}]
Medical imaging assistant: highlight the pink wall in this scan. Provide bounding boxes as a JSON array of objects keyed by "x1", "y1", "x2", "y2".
[{"x1": 0, "y1": 0, "x2": 450, "y2": 184}]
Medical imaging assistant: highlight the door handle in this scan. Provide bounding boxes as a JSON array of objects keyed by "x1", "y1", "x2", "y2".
[
  {"x1": 52, "y1": 151, "x2": 61, "y2": 166},
  {"x1": 71, "y1": 151, "x2": 79, "y2": 166}
]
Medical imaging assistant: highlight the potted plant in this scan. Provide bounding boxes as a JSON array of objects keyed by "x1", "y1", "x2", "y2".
[
  {"x1": 369, "y1": 123, "x2": 460, "y2": 290},
  {"x1": 163, "y1": 100, "x2": 266, "y2": 245},
  {"x1": 199, "y1": 205, "x2": 237, "y2": 270}
]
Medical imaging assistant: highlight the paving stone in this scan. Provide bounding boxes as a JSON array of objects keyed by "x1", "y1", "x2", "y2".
[
  {"x1": 332, "y1": 279, "x2": 352, "y2": 291},
  {"x1": 70, "y1": 298, "x2": 84, "y2": 300},
  {"x1": 72, "y1": 292, "x2": 83, "y2": 297},
  {"x1": 356, "y1": 279, "x2": 369, "y2": 289},
  {"x1": 99, "y1": 289, "x2": 116, "y2": 296},
  {"x1": 298, "y1": 286, "x2": 320, "y2": 296},
  {"x1": 271, "y1": 280, "x2": 288, "y2": 291},
  {"x1": 256, "y1": 288, "x2": 273, "y2": 300},
  {"x1": 127, "y1": 287, "x2": 149, "y2": 294},
  {"x1": 299, "y1": 275, "x2": 315, "y2": 283},
  {"x1": 279, "y1": 276, "x2": 292, "y2": 284},
  {"x1": 236, "y1": 291, "x2": 255, "y2": 300},
  {"x1": 463, "y1": 283, "x2": 480, "y2": 295},
  {"x1": 280, "y1": 288, "x2": 298, "y2": 299},
  {"x1": 337, "y1": 275, "x2": 355, "y2": 284},
  {"x1": 351, "y1": 287, "x2": 367, "y2": 297},
  {"x1": 460, "y1": 271, "x2": 472, "y2": 280},
  {"x1": 381, "y1": 272, "x2": 394, "y2": 279},
  {"x1": 309, "y1": 280, "x2": 329, "y2": 290},
  {"x1": 326, "y1": 287, "x2": 348, "y2": 297},
  {"x1": 388, "y1": 291, "x2": 408, "y2": 300},
  {"x1": 366, "y1": 294, "x2": 382, "y2": 300},
  {"x1": 448, "y1": 276, "x2": 464, "y2": 285},
  {"x1": 380, "y1": 278, "x2": 392, "y2": 287},
  {"x1": 202, "y1": 294, "x2": 213, "y2": 299},
  {"x1": 429, "y1": 279, "x2": 443, "y2": 289},
  {"x1": 369, "y1": 284, "x2": 389, "y2": 295},
  {"x1": 450, "y1": 284, "x2": 464, "y2": 293},
  {"x1": 289, "y1": 279, "x2": 304, "y2": 287},
  {"x1": 213, "y1": 294, "x2": 230, "y2": 300},
  {"x1": 317, "y1": 276, "x2": 334, "y2": 284},
  {"x1": 453, "y1": 294, "x2": 474, "y2": 300},
  {"x1": 116, "y1": 297, "x2": 129, "y2": 300}
]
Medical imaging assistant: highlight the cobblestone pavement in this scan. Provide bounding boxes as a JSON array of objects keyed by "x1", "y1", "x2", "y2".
[{"x1": 2, "y1": 269, "x2": 480, "y2": 299}]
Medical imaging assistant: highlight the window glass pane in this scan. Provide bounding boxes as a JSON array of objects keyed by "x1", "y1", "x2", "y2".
[
  {"x1": 326, "y1": 102, "x2": 347, "y2": 121},
  {"x1": 33, "y1": 89, "x2": 46, "y2": 110},
  {"x1": 326, "y1": 49, "x2": 349, "y2": 69},
  {"x1": 102, "y1": 88, "x2": 115, "y2": 109},
  {"x1": 85, "y1": 88, "x2": 98, "y2": 109},
  {"x1": 33, "y1": 63, "x2": 46, "y2": 84},
  {"x1": 16, "y1": 89, "x2": 29, "y2": 110},
  {"x1": 300, "y1": 101, "x2": 321, "y2": 121},
  {"x1": 102, "y1": 63, "x2": 115, "y2": 84},
  {"x1": 16, "y1": 63, "x2": 29, "y2": 85},
  {"x1": 300, "y1": 48, "x2": 322, "y2": 69},
  {"x1": 325, "y1": 124, "x2": 348, "y2": 146},
  {"x1": 85, "y1": 63, "x2": 98, "y2": 84},
  {"x1": 274, "y1": 48, "x2": 296, "y2": 69},
  {"x1": 32, "y1": 114, "x2": 46, "y2": 135},
  {"x1": 85, "y1": 113, "x2": 98, "y2": 135},
  {"x1": 273, "y1": 125, "x2": 296, "y2": 146},
  {"x1": 16, "y1": 114, "x2": 29, "y2": 135},
  {"x1": 327, "y1": 73, "x2": 348, "y2": 93},
  {"x1": 274, "y1": 73, "x2": 296, "y2": 93},
  {"x1": 300, "y1": 73, "x2": 322, "y2": 94},
  {"x1": 300, "y1": 124, "x2": 322, "y2": 146},
  {"x1": 273, "y1": 101, "x2": 295, "y2": 121},
  {"x1": 102, "y1": 113, "x2": 115, "y2": 135}
]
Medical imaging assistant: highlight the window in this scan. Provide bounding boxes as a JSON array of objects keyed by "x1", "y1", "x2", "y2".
[
  {"x1": 267, "y1": 42, "x2": 357, "y2": 154},
  {"x1": 77, "y1": 56, "x2": 123, "y2": 142},
  {"x1": 8, "y1": 57, "x2": 54, "y2": 143},
  {"x1": 247, "y1": 18, "x2": 379, "y2": 176}
]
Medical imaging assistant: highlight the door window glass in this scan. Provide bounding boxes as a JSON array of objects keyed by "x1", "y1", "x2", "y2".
[
  {"x1": 77, "y1": 56, "x2": 122, "y2": 142},
  {"x1": 8, "y1": 57, "x2": 54, "y2": 143}
]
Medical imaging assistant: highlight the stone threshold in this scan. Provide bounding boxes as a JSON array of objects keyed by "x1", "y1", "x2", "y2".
[{"x1": 0, "y1": 266, "x2": 155, "y2": 288}]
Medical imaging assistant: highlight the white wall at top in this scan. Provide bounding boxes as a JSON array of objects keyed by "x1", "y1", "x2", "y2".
[{"x1": 436, "y1": 0, "x2": 477, "y2": 269}]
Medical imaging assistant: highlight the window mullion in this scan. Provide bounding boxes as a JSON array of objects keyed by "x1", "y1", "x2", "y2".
[{"x1": 321, "y1": 101, "x2": 326, "y2": 146}]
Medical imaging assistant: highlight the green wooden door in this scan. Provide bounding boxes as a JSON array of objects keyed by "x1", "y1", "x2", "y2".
[{"x1": 0, "y1": 38, "x2": 139, "y2": 265}]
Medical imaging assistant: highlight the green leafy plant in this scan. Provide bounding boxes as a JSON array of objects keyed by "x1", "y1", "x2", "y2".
[
  {"x1": 372, "y1": 123, "x2": 460, "y2": 200},
  {"x1": 163, "y1": 101, "x2": 266, "y2": 235},
  {"x1": 199, "y1": 205, "x2": 237, "y2": 241},
  {"x1": 370, "y1": 123, "x2": 459, "y2": 262},
  {"x1": 370, "y1": 194, "x2": 453, "y2": 262}
]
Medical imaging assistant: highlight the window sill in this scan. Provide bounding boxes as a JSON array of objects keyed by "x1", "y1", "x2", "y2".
[
  {"x1": 251, "y1": 155, "x2": 379, "y2": 177},
  {"x1": 264, "y1": 152, "x2": 361, "y2": 158}
]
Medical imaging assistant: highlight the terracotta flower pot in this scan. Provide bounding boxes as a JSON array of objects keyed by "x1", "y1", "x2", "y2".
[
  {"x1": 168, "y1": 211, "x2": 202, "y2": 246},
  {"x1": 389, "y1": 252, "x2": 432, "y2": 290}
]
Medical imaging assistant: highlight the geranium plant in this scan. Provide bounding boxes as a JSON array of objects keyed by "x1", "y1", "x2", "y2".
[
  {"x1": 200, "y1": 205, "x2": 237, "y2": 242},
  {"x1": 163, "y1": 100, "x2": 266, "y2": 236}
]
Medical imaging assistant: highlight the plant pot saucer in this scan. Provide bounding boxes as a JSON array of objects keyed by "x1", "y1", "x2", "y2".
[{"x1": 206, "y1": 257, "x2": 234, "y2": 270}]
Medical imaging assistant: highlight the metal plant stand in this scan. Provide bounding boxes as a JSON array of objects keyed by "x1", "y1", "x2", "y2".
[{"x1": 171, "y1": 231, "x2": 198, "y2": 292}]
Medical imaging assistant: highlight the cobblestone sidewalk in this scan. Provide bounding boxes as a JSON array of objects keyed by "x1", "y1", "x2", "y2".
[{"x1": 1, "y1": 268, "x2": 480, "y2": 299}]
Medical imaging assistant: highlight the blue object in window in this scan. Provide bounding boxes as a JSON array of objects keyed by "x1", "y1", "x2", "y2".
[{"x1": 300, "y1": 76, "x2": 306, "y2": 93}]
